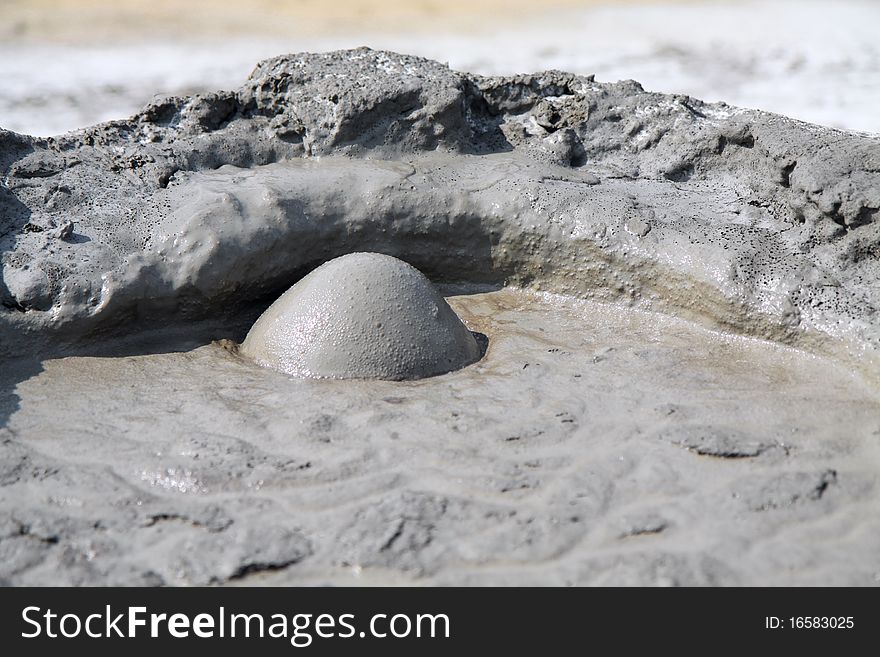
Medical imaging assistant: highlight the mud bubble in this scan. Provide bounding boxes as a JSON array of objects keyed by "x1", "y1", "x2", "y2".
[{"x1": 241, "y1": 252, "x2": 482, "y2": 380}]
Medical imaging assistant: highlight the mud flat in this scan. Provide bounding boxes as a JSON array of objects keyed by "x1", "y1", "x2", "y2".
[{"x1": 1, "y1": 49, "x2": 879, "y2": 585}]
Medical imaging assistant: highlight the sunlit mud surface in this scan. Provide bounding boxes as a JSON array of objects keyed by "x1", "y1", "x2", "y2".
[
  {"x1": 4, "y1": 1, "x2": 880, "y2": 135},
  {"x1": 3, "y1": 289, "x2": 878, "y2": 585}
]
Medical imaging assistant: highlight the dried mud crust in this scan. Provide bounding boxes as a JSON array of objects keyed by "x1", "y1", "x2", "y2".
[{"x1": 0, "y1": 48, "x2": 878, "y2": 369}]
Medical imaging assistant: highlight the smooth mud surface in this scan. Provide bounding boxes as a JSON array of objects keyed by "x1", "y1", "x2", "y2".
[
  {"x1": 3, "y1": 289, "x2": 878, "y2": 585},
  {"x1": 241, "y1": 253, "x2": 481, "y2": 380}
]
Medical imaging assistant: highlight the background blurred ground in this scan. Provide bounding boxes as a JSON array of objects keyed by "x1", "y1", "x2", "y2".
[{"x1": 2, "y1": 0, "x2": 879, "y2": 136}]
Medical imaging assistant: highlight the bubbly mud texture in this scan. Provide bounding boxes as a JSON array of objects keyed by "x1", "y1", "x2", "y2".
[
  {"x1": 2, "y1": 290, "x2": 878, "y2": 586},
  {"x1": 2, "y1": 49, "x2": 880, "y2": 585},
  {"x1": 241, "y1": 253, "x2": 480, "y2": 380}
]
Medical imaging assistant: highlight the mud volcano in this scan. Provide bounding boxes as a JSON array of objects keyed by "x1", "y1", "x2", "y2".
[
  {"x1": 241, "y1": 252, "x2": 480, "y2": 380},
  {"x1": 1, "y1": 49, "x2": 879, "y2": 586}
]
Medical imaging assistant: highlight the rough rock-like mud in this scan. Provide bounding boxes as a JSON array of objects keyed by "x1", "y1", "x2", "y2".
[
  {"x1": 1, "y1": 49, "x2": 879, "y2": 585},
  {"x1": 3, "y1": 48, "x2": 879, "y2": 362}
]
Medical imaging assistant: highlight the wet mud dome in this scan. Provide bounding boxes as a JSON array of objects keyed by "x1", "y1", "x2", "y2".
[{"x1": 241, "y1": 253, "x2": 481, "y2": 380}]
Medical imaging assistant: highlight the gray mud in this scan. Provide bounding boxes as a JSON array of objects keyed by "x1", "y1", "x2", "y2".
[
  {"x1": 1, "y1": 49, "x2": 880, "y2": 585},
  {"x1": 3, "y1": 290, "x2": 878, "y2": 586},
  {"x1": 241, "y1": 252, "x2": 481, "y2": 380}
]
